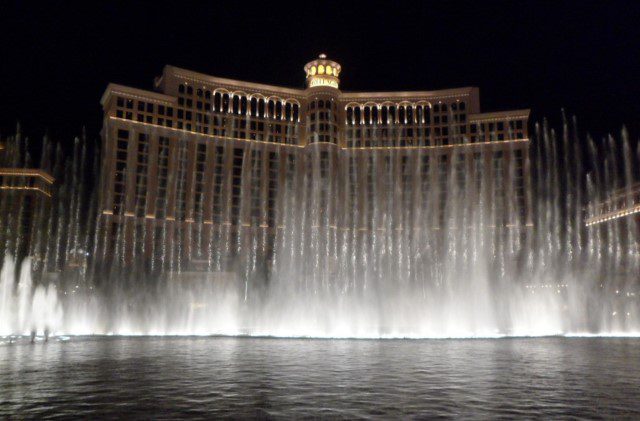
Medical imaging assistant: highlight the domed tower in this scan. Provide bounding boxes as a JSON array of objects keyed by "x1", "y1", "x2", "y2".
[{"x1": 303, "y1": 54, "x2": 341, "y2": 145}]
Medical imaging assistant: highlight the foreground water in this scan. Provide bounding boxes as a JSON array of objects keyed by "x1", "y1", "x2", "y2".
[{"x1": 1, "y1": 337, "x2": 639, "y2": 418}]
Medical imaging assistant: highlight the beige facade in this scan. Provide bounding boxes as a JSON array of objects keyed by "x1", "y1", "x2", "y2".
[
  {"x1": 586, "y1": 182, "x2": 640, "y2": 228},
  {"x1": 0, "y1": 139, "x2": 54, "y2": 260},
  {"x1": 98, "y1": 55, "x2": 531, "y2": 267}
]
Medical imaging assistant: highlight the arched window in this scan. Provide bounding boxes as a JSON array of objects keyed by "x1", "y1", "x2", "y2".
[
  {"x1": 179, "y1": 84, "x2": 185, "y2": 94},
  {"x1": 372, "y1": 106, "x2": 379, "y2": 124},
  {"x1": 240, "y1": 96, "x2": 248, "y2": 115},
  {"x1": 285, "y1": 103, "x2": 292, "y2": 121},
  {"x1": 406, "y1": 106, "x2": 414, "y2": 124},
  {"x1": 275, "y1": 101, "x2": 283, "y2": 120},
  {"x1": 250, "y1": 97, "x2": 257, "y2": 116},
  {"x1": 318, "y1": 100, "x2": 324, "y2": 109},
  {"x1": 222, "y1": 94, "x2": 230, "y2": 113},
  {"x1": 292, "y1": 104, "x2": 299, "y2": 122},
  {"x1": 416, "y1": 106, "x2": 423, "y2": 124},
  {"x1": 354, "y1": 107, "x2": 361, "y2": 125},
  {"x1": 381, "y1": 107, "x2": 388, "y2": 124},
  {"x1": 389, "y1": 106, "x2": 397, "y2": 123},
  {"x1": 232, "y1": 95, "x2": 240, "y2": 114},
  {"x1": 398, "y1": 106, "x2": 406, "y2": 124},
  {"x1": 267, "y1": 100, "x2": 275, "y2": 118},
  {"x1": 214, "y1": 92, "x2": 222, "y2": 112},
  {"x1": 205, "y1": 90, "x2": 211, "y2": 100},
  {"x1": 364, "y1": 107, "x2": 371, "y2": 124},
  {"x1": 258, "y1": 98, "x2": 265, "y2": 117}
]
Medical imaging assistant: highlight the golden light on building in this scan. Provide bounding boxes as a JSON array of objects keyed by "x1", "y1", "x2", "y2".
[
  {"x1": 97, "y1": 54, "x2": 531, "y2": 264},
  {"x1": 304, "y1": 54, "x2": 341, "y2": 89}
]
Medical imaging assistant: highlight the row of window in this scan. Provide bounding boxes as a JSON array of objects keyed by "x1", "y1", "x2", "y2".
[
  {"x1": 345, "y1": 102, "x2": 466, "y2": 126},
  {"x1": 110, "y1": 129, "x2": 527, "y2": 224}
]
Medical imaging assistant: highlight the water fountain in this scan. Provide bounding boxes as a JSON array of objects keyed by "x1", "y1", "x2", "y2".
[{"x1": 0, "y1": 117, "x2": 638, "y2": 338}]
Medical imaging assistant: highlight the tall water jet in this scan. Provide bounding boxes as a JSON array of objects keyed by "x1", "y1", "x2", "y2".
[{"x1": 0, "y1": 56, "x2": 638, "y2": 338}]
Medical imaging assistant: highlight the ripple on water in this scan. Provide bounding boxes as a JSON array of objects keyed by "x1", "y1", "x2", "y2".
[{"x1": 0, "y1": 337, "x2": 639, "y2": 418}]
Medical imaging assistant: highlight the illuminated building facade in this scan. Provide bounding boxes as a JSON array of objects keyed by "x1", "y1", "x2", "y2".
[
  {"x1": 98, "y1": 55, "x2": 531, "y2": 269},
  {"x1": 585, "y1": 182, "x2": 640, "y2": 252},
  {"x1": 585, "y1": 182, "x2": 640, "y2": 228},
  {"x1": 0, "y1": 136, "x2": 55, "y2": 260}
]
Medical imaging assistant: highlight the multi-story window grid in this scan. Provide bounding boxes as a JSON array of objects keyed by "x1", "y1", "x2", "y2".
[
  {"x1": 174, "y1": 140, "x2": 189, "y2": 221},
  {"x1": 99, "y1": 56, "x2": 532, "y2": 266},
  {"x1": 267, "y1": 152, "x2": 278, "y2": 227},
  {"x1": 155, "y1": 137, "x2": 170, "y2": 218},
  {"x1": 113, "y1": 129, "x2": 128, "y2": 215},
  {"x1": 211, "y1": 146, "x2": 224, "y2": 224},
  {"x1": 249, "y1": 150, "x2": 262, "y2": 225},
  {"x1": 134, "y1": 133, "x2": 149, "y2": 217},
  {"x1": 230, "y1": 148, "x2": 244, "y2": 225},
  {"x1": 194, "y1": 143, "x2": 207, "y2": 222}
]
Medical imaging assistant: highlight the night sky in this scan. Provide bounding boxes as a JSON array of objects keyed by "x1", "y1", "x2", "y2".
[{"x1": 1, "y1": 1, "x2": 639, "y2": 150}]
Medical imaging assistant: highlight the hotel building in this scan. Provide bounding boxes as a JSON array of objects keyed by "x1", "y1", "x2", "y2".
[
  {"x1": 98, "y1": 55, "x2": 531, "y2": 270},
  {"x1": 585, "y1": 182, "x2": 640, "y2": 229},
  {"x1": 0, "y1": 135, "x2": 55, "y2": 261}
]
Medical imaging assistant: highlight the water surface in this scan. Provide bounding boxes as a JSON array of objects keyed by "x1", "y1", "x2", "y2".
[{"x1": 1, "y1": 337, "x2": 639, "y2": 418}]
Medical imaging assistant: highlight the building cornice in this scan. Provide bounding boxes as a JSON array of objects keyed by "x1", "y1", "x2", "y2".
[
  {"x1": 469, "y1": 109, "x2": 530, "y2": 122},
  {"x1": 108, "y1": 116, "x2": 529, "y2": 152},
  {"x1": 100, "y1": 83, "x2": 177, "y2": 108},
  {"x1": 0, "y1": 168, "x2": 55, "y2": 184},
  {"x1": 161, "y1": 66, "x2": 484, "y2": 104},
  {"x1": 339, "y1": 87, "x2": 478, "y2": 103},
  {"x1": 164, "y1": 65, "x2": 307, "y2": 99}
]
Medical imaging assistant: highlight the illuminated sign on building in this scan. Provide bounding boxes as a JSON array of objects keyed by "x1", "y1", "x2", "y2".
[
  {"x1": 304, "y1": 54, "x2": 341, "y2": 89},
  {"x1": 308, "y1": 77, "x2": 339, "y2": 89}
]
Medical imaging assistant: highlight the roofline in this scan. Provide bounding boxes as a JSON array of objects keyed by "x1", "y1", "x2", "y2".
[
  {"x1": 163, "y1": 66, "x2": 482, "y2": 102},
  {"x1": 340, "y1": 87, "x2": 478, "y2": 102},
  {"x1": 100, "y1": 83, "x2": 176, "y2": 107},
  {"x1": 0, "y1": 168, "x2": 55, "y2": 184},
  {"x1": 164, "y1": 65, "x2": 307, "y2": 97},
  {"x1": 469, "y1": 109, "x2": 531, "y2": 121}
]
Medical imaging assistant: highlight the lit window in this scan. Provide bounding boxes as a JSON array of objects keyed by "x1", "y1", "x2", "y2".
[
  {"x1": 310, "y1": 66, "x2": 316, "y2": 75},
  {"x1": 326, "y1": 66, "x2": 332, "y2": 75},
  {"x1": 318, "y1": 65, "x2": 325, "y2": 74}
]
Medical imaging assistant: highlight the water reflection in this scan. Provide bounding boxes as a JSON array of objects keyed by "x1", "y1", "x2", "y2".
[{"x1": 1, "y1": 337, "x2": 639, "y2": 418}]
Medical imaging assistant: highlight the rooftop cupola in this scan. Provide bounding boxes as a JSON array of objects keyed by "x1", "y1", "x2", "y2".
[{"x1": 304, "y1": 54, "x2": 341, "y2": 89}]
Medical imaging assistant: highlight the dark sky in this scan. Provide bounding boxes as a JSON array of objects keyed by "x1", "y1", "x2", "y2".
[{"x1": 1, "y1": 1, "x2": 639, "y2": 149}]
